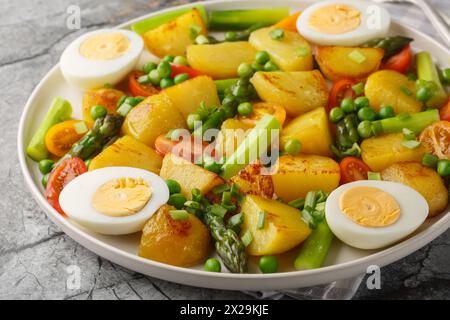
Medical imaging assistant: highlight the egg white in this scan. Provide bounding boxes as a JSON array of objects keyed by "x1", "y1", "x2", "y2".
[
  {"x1": 60, "y1": 29, "x2": 144, "y2": 90},
  {"x1": 59, "y1": 167, "x2": 169, "y2": 235},
  {"x1": 297, "y1": 0, "x2": 391, "y2": 46},
  {"x1": 325, "y1": 180, "x2": 428, "y2": 250}
]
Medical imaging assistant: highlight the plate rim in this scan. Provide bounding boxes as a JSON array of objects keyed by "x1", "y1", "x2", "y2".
[{"x1": 17, "y1": 0, "x2": 450, "y2": 290}]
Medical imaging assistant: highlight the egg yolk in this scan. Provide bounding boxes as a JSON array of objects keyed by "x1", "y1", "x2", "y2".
[
  {"x1": 80, "y1": 33, "x2": 130, "y2": 60},
  {"x1": 92, "y1": 177, "x2": 152, "y2": 217},
  {"x1": 309, "y1": 4, "x2": 361, "y2": 35},
  {"x1": 339, "y1": 186, "x2": 400, "y2": 227}
]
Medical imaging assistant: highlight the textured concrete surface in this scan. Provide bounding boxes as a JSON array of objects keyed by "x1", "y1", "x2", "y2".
[{"x1": 1, "y1": 0, "x2": 449, "y2": 300}]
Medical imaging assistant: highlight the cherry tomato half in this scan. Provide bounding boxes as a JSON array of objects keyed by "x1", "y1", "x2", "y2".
[
  {"x1": 45, "y1": 157, "x2": 87, "y2": 214},
  {"x1": 339, "y1": 157, "x2": 370, "y2": 184},
  {"x1": 128, "y1": 71, "x2": 159, "y2": 97},
  {"x1": 155, "y1": 135, "x2": 215, "y2": 163},
  {"x1": 382, "y1": 45, "x2": 412, "y2": 74},
  {"x1": 170, "y1": 65, "x2": 206, "y2": 79},
  {"x1": 328, "y1": 79, "x2": 357, "y2": 112},
  {"x1": 440, "y1": 98, "x2": 450, "y2": 122}
]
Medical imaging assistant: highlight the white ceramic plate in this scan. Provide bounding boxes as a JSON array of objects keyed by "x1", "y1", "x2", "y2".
[{"x1": 18, "y1": 0, "x2": 450, "y2": 291}]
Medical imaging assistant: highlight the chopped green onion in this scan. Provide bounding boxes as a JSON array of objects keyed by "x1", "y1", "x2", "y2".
[
  {"x1": 368, "y1": 172, "x2": 382, "y2": 180},
  {"x1": 288, "y1": 198, "x2": 305, "y2": 209},
  {"x1": 190, "y1": 24, "x2": 203, "y2": 39},
  {"x1": 212, "y1": 184, "x2": 230, "y2": 195},
  {"x1": 241, "y1": 230, "x2": 253, "y2": 247},
  {"x1": 422, "y1": 153, "x2": 438, "y2": 168},
  {"x1": 402, "y1": 128, "x2": 416, "y2": 140},
  {"x1": 195, "y1": 35, "x2": 210, "y2": 44},
  {"x1": 209, "y1": 204, "x2": 227, "y2": 218},
  {"x1": 192, "y1": 188, "x2": 202, "y2": 202},
  {"x1": 228, "y1": 213, "x2": 244, "y2": 232},
  {"x1": 221, "y1": 191, "x2": 232, "y2": 206},
  {"x1": 400, "y1": 85, "x2": 412, "y2": 96},
  {"x1": 348, "y1": 50, "x2": 366, "y2": 64},
  {"x1": 74, "y1": 121, "x2": 88, "y2": 134},
  {"x1": 117, "y1": 103, "x2": 133, "y2": 117},
  {"x1": 230, "y1": 183, "x2": 240, "y2": 196},
  {"x1": 269, "y1": 28, "x2": 284, "y2": 40},
  {"x1": 257, "y1": 212, "x2": 266, "y2": 230},
  {"x1": 352, "y1": 82, "x2": 365, "y2": 95},
  {"x1": 295, "y1": 47, "x2": 309, "y2": 57},
  {"x1": 402, "y1": 140, "x2": 421, "y2": 149},
  {"x1": 170, "y1": 210, "x2": 189, "y2": 220}
]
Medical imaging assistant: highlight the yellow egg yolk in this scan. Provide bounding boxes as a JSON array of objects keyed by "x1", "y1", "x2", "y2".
[
  {"x1": 92, "y1": 177, "x2": 152, "y2": 217},
  {"x1": 339, "y1": 186, "x2": 401, "y2": 227},
  {"x1": 80, "y1": 33, "x2": 130, "y2": 60},
  {"x1": 309, "y1": 4, "x2": 361, "y2": 35}
]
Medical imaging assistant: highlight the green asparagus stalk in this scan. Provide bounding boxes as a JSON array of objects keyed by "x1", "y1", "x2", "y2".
[
  {"x1": 416, "y1": 51, "x2": 448, "y2": 108},
  {"x1": 131, "y1": 5, "x2": 207, "y2": 34},
  {"x1": 294, "y1": 220, "x2": 334, "y2": 270},
  {"x1": 208, "y1": 8, "x2": 289, "y2": 30},
  {"x1": 363, "y1": 36, "x2": 413, "y2": 60},
  {"x1": 66, "y1": 114, "x2": 124, "y2": 161},
  {"x1": 204, "y1": 210, "x2": 247, "y2": 273},
  {"x1": 371, "y1": 109, "x2": 439, "y2": 135}
]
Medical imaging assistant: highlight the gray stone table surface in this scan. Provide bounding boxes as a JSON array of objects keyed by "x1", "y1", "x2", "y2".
[{"x1": 1, "y1": 0, "x2": 449, "y2": 300}]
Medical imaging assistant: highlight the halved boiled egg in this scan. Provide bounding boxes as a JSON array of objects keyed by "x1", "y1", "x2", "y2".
[
  {"x1": 297, "y1": 0, "x2": 390, "y2": 46},
  {"x1": 325, "y1": 180, "x2": 428, "y2": 250},
  {"x1": 60, "y1": 29, "x2": 143, "y2": 89},
  {"x1": 59, "y1": 167, "x2": 169, "y2": 235}
]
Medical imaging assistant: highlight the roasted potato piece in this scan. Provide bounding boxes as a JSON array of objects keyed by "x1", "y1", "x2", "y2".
[
  {"x1": 250, "y1": 71, "x2": 329, "y2": 117},
  {"x1": 271, "y1": 155, "x2": 340, "y2": 202},
  {"x1": 361, "y1": 133, "x2": 427, "y2": 172},
  {"x1": 187, "y1": 41, "x2": 256, "y2": 79},
  {"x1": 139, "y1": 205, "x2": 211, "y2": 267},
  {"x1": 122, "y1": 94, "x2": 187, "y2": 147},
  {"x1": 143, "y1": 9, "x2": 206, "y2": 57},
  {"x1": 365, "y1": 70, "x2": 422, "y2": 114},
  {"x1": 89, "y1": 136, "x2": 162, "y2": 173},
  {"x1": 162, "y1": 75, "x2": 220, "y2": 119},
  {"x1": 316, "y1": 46, "x2": 384, "y2": 81},
  {"x1": 160, "y1": 153, "x2": 224, "y2": 199},
  {"x1": 249, "y1": 27, "x2": 313, "y2": 71},
  {"x1": 240, "y1": 195, "x2": 311, "y2": 256},
  {"x1": 82, "y1": 88, "x2": 125, "y2": 128},
  {"x1": 229, "y1": 162, "x2": 274, "y2": 199},
  {"x1": 215, "y1": 119, "x2": 250, "y2": 160},
  {"x1": 381, "y1": 162, "x2": 448, "y2": 217},
  {"x1": 281, "y1": 107, "x2": 333, "y2": 156}
]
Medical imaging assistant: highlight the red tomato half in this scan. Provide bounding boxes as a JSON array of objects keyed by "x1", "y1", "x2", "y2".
[
  {"x1": 339, "y1": 157, "x2": 370, "y2": 184},
  {"x1": 128, "y1": 71, "x2": 159, "y2": 97},
  {"x1": 155, "y1": 135, "x2": 215, "y2": 163},
  {"x1": 328, "y1": 79, "x2": 357, "y2": 111},
  {"x1": 382, "y1": 45, "x2": 412, "y2": 74},
  {"x1": 170, "y1": 64, "x2": 206, "y2": 78},
  {"x1": 45, "y1": 157, "x2": 87, "y2": 214}
]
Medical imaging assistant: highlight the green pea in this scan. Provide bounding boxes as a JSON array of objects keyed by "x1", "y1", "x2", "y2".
[
  {"x1": 187, "y1": 113, "x2": 202, "y2": 131},
  {"x1": 340, "y1": 98, "x2": 355, "y2": 113},
  {"x1": 255, "y1": 51, "x2": 270, "y2": 65},
  {"x1": 437, "y1": 160, "x2": 450, "y2": 177},
  {"x1": 259, "y1": 256, "x2": 279, "y2": 273},
  {"x1": 251, "y1": 62, "x2": 264, "y2": 72},
  {"x1": 237, "y1": 63, "x2": 253, "y2": 78},
  {"x1": 224, "y1": 31, "x2": 237, "y2": 42},
  {"x1": 90, "y1": 105, "x2": 107, "y2": 120},
  {"x1": 358, "y1": 107, "x2": 377, "y2": 121},
  {"x1": 203, "y1": 157, "x2": 222, "y2": 174},
  {"x1": 284, "y1": 138, "x2": 302, "y2": 156},
  {"x1": 354, "y1": 96, "x2": 370, "y2": 110},
  {"x1": 357, "y1": 120, "x2": 373, "y2": 138},
  {"x1": 143, "y1": 61, "x2": 157, "y2": 74},
  {"x1": 160, "y1": 77, "x2": 175, "y2": 89},
  {"x1": 41, "y1": 173, "x2": 50, "y2": 188},
  {"x1": 263, "y1": 61, "x2": 279, "y2": 72},
  {"x1": 204, "y1": 258, "x2": 221, "y2": 272},
  {"x1": 173, "y1": 56, "x2": 188, "y2": 66},
  {"x1": 441, "y1": 68, "x2": 450, "y2": 84},
  {"x1": 157, "y1": 61, "x2": 172, "y2": 78},
  {"x1": 174, "y1": 73, "x2": 189, "y2": 85},
  {"x1": 329, "y1": 107, "x2": 344, "y2": 123},
  {"x1": 237, "y1": 102, "x2": 253, "y2": 116},
  {"x1": 38, "y1": 159, "x2": 54, "y2": 175},
  {"x1": 168, "y1": 193, "x2": 187, "y2": 209},
  {"x1": 422, "y1": 153, "x2": 438, "y2": 168},
  {"x1": 162, "y1": 55, "x2": 175, "y2": 63},
  {"x1": 416, "y1": 86, "x2": 433, "y2": 102},
  {"x1": 378, "y1": 105, "x2": 395, "y2": 119},
  {"x1": 148, "y1": 69, "x2": 162, "y2": 86},
  {"x1": 166, "y1": 179, "x2": 181, "y2": 195}
]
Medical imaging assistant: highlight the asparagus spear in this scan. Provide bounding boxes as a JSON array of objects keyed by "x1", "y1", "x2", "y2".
[
  {"x1": 363, "y1": 36, "x2": 413, "y2": 60},
  {"x1": 66, "y1": 114, "x2": 124, "y2": 161},
  {"x1": 416, "y1": 51, "x2": 448, "y2": 108},
  {"x1": 204, "y1": 210, "x2": 247, "y2": 273},
  {"x1": 371, "y1": 109, "x2": 439, "y2": 135},
  {"x1": 208, "y1": 8, "x2": 289, "y2": 30}
]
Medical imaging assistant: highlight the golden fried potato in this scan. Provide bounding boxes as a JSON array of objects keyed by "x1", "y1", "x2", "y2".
[
  {"x1": 82, "y1": 88, "x2": 125, "y2": 128},
  {"x1": 381, "y1": 162, "x2": 448, "y2": 217}
]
